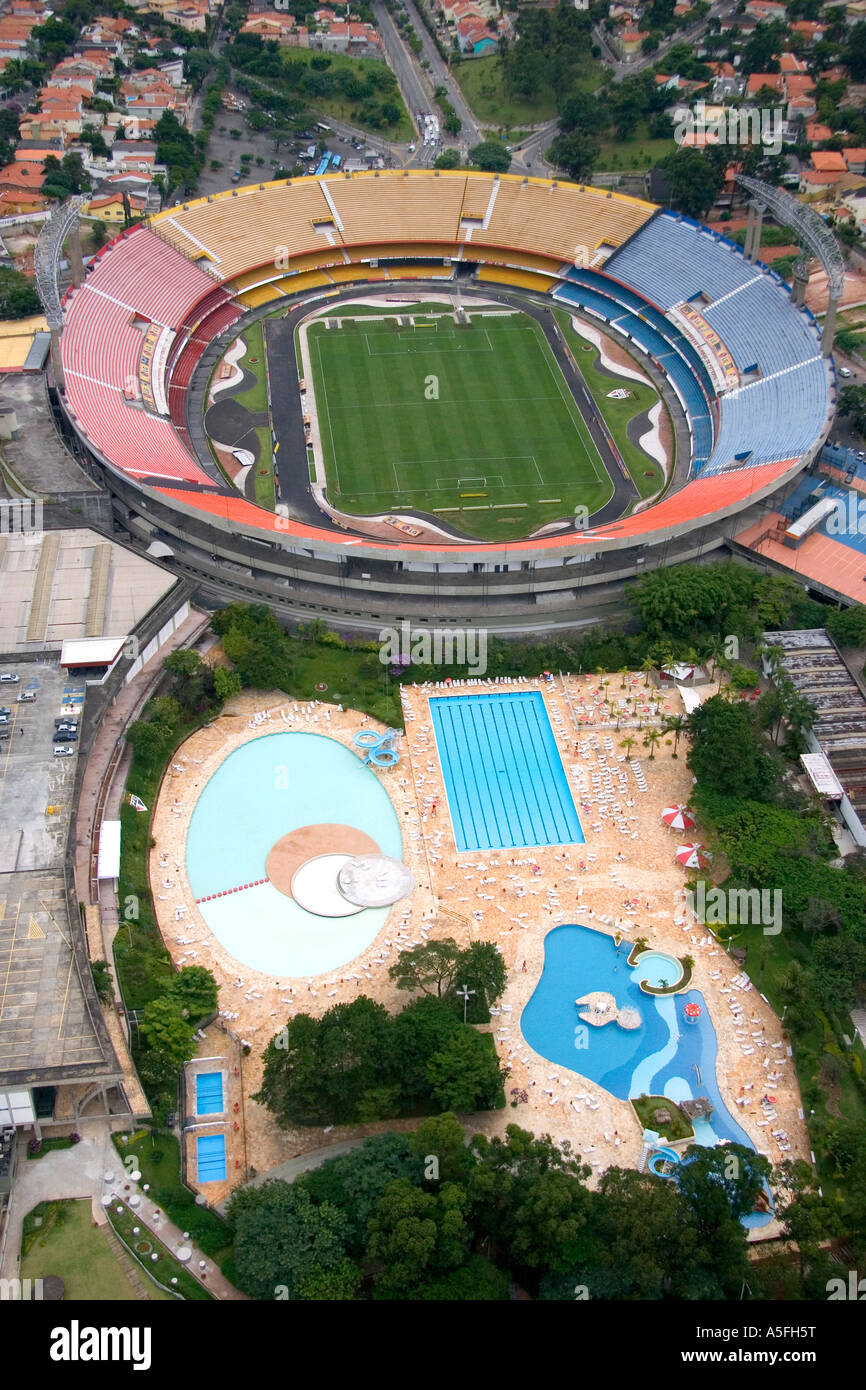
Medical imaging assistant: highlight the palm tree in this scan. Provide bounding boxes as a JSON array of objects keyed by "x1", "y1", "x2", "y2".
[
  {"x1": 682, "y1": 954, "x2": 695, "y2": 975},
  {"x1": 641, "y1": 655, "x2": 655, "y2": 687},
  {"x1": 633, "y1": 936, "x2": 649, "y2": 954},
  {"x1": 619, "y1": 665, "x2": 630, "y2": 689},
  {"x1": 664, "y1": 713, "x2": 689, "y2": 758},
  {"x1": 643, "y1": 727, "x2": 662, "y2": 759},
  {"x1": 702, "y1": 635, "x2": 726, "y2": 681},
  {"x1": 619, "y1": 735, "x2": 636, "y2": 759}
]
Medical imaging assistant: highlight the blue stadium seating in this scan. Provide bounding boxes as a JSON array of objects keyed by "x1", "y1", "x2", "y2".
[
  {"x1": 703, "y1": 276, "x2": 821, "y2": 375},
  {"x1": 605, "y1": 211, "x2": 759, "y2": 309},
  {"x1": 703, "y1": 357, "x2": 830, "y2": 475}
]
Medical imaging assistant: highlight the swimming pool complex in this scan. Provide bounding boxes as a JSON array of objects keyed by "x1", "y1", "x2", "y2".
[
  {"x1": 429, "y1": 692, "x2": 584, "y2": 852},
  {"x1": 185, "y1": 732, "x2": 403, "y2": 976}
]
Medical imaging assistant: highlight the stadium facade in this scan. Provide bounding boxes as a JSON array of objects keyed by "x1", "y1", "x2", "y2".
[{"x1": 51, "y1": 171, "x2": 836, "y2": 628}]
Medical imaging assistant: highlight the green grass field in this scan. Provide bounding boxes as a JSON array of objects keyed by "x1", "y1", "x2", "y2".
[
  {"x1": 20, "y1": 1199, "x2": 171, "y2": 1301},
  {"x1": 305, "y1": 310, "x2": 614, "y2": 541}
]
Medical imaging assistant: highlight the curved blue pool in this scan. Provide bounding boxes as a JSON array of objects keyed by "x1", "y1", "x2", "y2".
[
  {"x1": 522, "y1": 923, "x2": 774, "y2": 1224},
  {"x1": 521, "y1": 922, "x2": 758, "y2": 1152},
  {"x1": 185, "y1": 732, "x2": 403, "y2": 976},
  {"x1": 633, "y1": 950, "x2": 683, "y2": 989}
]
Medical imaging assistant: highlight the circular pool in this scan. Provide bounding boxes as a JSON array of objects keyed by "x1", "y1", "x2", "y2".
[
  {"x1": 185, "y1": 732, "x2": 403, "y2": 976},
  {"x1": 633, "y1": 950, "x2": 684, "y2": 990}
]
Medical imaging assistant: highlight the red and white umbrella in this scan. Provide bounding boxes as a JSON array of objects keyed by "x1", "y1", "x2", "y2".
[
  {"x1": 662, "y1": 805, "x2": 696, "y2": 832},
  {"x1": 676, "y1": 843, "x2": 711, "y2": 870}
]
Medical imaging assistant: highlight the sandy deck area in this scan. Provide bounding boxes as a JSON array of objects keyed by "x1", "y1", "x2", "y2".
[{"x1": 150, "y1": 675, "x2": 807, "y2": 1219}]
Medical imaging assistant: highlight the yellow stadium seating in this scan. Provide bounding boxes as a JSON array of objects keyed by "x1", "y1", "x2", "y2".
[
  {"x1": 238, "y1": 284, "x2": 284, "y2": 309},
  {"x1": 150, "y1": 173, "x2": 655, "y2": 285},
  {"x1": 477, "y1": 266, "x2": 556, "y2": 293}
]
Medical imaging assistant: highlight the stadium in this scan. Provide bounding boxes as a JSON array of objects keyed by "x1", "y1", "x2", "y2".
[{"x1": 50, "y1": 169, "x2": 837, "y2": 630}]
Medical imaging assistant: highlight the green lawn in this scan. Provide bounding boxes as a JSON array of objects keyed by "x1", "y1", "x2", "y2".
[
  {"x1": 598, "y1": 123, "x2": 677, "y2": 172},
  {"x1": 304, "y1": 309, "x2": 613, "y2": 540},
  {"x1": 453, "y1": 55, "x2": 602, "y2": 133},
  {"x1": 20, "y1": 1199, "x2": 171, "y2": 1301},
  {"x1": 279, "y1": 48, "x2": 413, "y2": 143},
  {"x1": 557, "y1": 309, "x2": 668, "y2": 501},
  {"x1": 235, "y1": 321, "x2": 269, "y2": 413}
]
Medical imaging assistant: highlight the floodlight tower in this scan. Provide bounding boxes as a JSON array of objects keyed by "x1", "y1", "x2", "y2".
[{"x1": 736, "y1": 173, "x2": 845, "y2": 355}]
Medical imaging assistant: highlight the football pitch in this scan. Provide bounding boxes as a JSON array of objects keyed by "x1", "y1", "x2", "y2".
[{"x1": 304, "y1": 311, "x2": 614, "y2": 541}]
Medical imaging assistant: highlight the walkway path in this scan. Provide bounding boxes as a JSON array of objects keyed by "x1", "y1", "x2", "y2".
[{"x1": 103, "y1": 1172, "x2": 246, "y2": 1301}]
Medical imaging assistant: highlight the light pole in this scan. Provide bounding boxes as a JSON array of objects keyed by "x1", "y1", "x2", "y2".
[{"x1": 456, "y1": 984, "x2": 475, "y2": 1023}]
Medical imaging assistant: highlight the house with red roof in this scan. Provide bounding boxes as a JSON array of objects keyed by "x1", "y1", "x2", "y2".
[{"x1": 745, "y1": 73, "x2": 784, "y2": 97}]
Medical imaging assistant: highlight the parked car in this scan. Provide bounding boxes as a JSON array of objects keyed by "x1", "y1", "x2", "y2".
[
  {"x1": 53, "y1": 745, "x2": 74, "y2": 757},
  {"x1": 839, "y1": 366, "x2": 853, "y2": 378},
  {"x1": 0, "y1": 673, "x2": 19, "y2": 683},
  {"x1": 0, "y1": 715, "x2": 9, "y2": 725},
  {"x1": 55, "y1": 724, "x2": 78, "y2": 736},
  {"x1": 0, "y1": 729, "x2": 9, "y2": 740},
  {"x1": 53, "y1": 730, "x2": 78, "y2": 742},
  {"x1": 16, "y1": 690, "x2": 36, "y2": 703}
]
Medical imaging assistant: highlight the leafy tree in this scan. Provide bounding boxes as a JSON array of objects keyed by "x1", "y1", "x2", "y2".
[
  {"x1": 298, "y1": 1133, "x2": 418, "y2": 1255},
  {"x1": 452, "y1": 941, "x2": 507, "y2": 1022},
  {"x1": 0, "y1": 268, "x2": 40, "y2": 319},
  {"x1": 839, "y1": 383, "x2": 866, "y2": 434},
  {"x1": 125, "y1": 716, "x2": 175, "y2": 761},
  {"x1": 91, "y1": 959, "x2": 113, "y2": 1003},
  {"x1": 228, "y1": 1181, "x2": 352, "y2": 1300},
  {"x1": 658, "y1": 147, "x2": 724, "y2": 218},
  {"x1": 389, "y1": 994, "x2": 462, "y2": 1105},
  {"x1": 138, "y1": 994, "x2": 196, "y2": 1068},
  {"x1": 365, "y1": 1178, "x2": 470, "y2": 1299},
  {"x1": 434, "y1": 147, "x2": 461, "y2": 169},
  {"x1": 165, "y1": 965, "x2": 217, "y2": 1023},
  {"x1": 425, "y1": 1029, "x2": 504, "y2": 1113},
  {"x1": 468, "y1": 139, "x2": 511, "y2": 173},
  {"x1": 688, "y1": 696, "x2": 777, "y2": 801},
  {"x1": 256, "y1": 996, "x2": 397, "y2": 1126},
  {"x1": 388, "y1": 937, "x2": 463, "y2": 998},
  {"x1": 546, "y1": 130, "x2": 600, "y2": 182},
  {"x1": 407, "y1": 1112, "x2": 475, "y2": 1187},
  {"x1": 675, "y1": 1144, "x2": 769, "y2": 1295},
  {"x1": 213, "y1": 665, "x2": 242, "y2": 702},
  {"x1": 825, "y1": 604, "x2": 866, "y2": 648}
]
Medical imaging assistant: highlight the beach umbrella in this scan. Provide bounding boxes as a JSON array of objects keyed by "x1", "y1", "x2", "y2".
[
  {"x1": 676, "y1": 843, "x2": 711, "y2": 870},
  {"x1": 662, "y1": 805, "x2": 696, "y2": 832},
  {"x1": 684, "y1": 1002, "x2": 701, "y2": 1024}
]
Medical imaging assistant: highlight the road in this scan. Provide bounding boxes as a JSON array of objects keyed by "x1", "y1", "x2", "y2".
[{"x1": 371, "y1": 0, "x2": 430, "y2": 149}]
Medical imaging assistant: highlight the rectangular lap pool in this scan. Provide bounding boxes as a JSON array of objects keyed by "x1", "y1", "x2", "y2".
[
  {"x1": 430, "y1": 691, "x2": 585, "y2": 852},
  {"x1": 195, "y1": 1071, "x2": 223, "y2": 1116},
  {"x1": 196, "y1": 1134, "x2": 226, "y2": 1183}
]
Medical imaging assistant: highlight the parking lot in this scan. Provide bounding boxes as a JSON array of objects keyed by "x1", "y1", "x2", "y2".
[
  {"x1": 193, "y1": 91, "x2": 394, "y2": 201},
  {"x1": 0, "y1": 661, "x2": 84, "y2": 874}
]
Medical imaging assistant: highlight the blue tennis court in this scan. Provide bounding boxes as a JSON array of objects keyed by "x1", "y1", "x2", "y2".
[
  {"x1": 430, "y1": 692, "x2": 584, "y2": 852},
  {"x1": 195, "y1": 1071, "x2": 223, "y2": 1116},
  {"x1": 196, "y1": 1134, "x2": 226, "y2": 1183}
]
